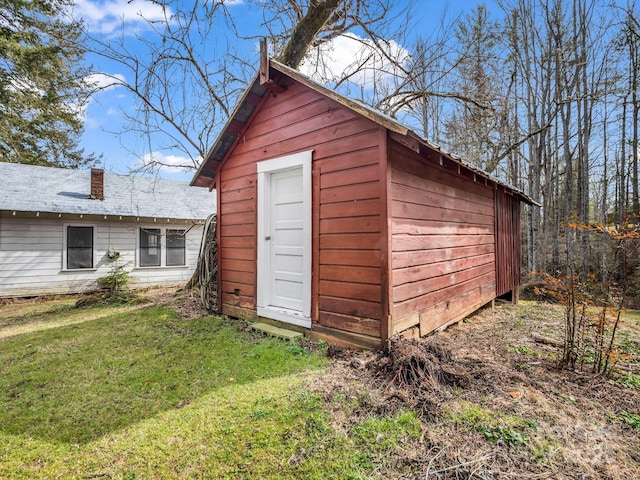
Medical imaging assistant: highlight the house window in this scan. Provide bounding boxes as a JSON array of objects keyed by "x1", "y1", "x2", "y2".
[
  {"x1": 166, "y1": 229, "x2": 186, "y2": 266},
  {"x1": 138, "y1": 228, "x2": 187, "y2": 267},
  {"x1": 139, "y1": 228, "x2": 161, "y2": 267},
  {"x1": 67, "y1": 226, "x2": 94, "y2": 269}
]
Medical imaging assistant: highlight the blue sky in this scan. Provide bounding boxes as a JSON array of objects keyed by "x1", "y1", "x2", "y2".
[{"x1": 75, "y1": 0, "x2": 494, "y2": 182}]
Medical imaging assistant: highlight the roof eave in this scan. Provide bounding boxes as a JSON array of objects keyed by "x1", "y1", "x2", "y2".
[
  {"x1": 191, "y1": 59, "x2": 539, "y2": 206},
  {"x1": 271, "y1": 61, "x2": 539, "y2": 206},
  {"x1": 190, "y1": 70, "x2": 267, "y2": 189},
  {"x1": 270, "y1": 60, "x2": 411, "y2": 137}
]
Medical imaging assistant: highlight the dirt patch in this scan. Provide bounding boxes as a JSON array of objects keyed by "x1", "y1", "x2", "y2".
[
  {"x1": 311, "y1": 303, "x2": 640, "y2": 479},
  {"x1": 141, "y1": 286, "x2": 210, "y2": 320}
]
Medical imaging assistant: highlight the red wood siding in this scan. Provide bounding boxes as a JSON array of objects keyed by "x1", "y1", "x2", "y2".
[
  {"x1": 316, "y1": 130, "x2": 384, "y2": 339},
  {"x1": 218, "y1": 77, "x2": 384, "y2": 340},
  {"x1": 389, "y1": 140, "x2": 497, "y2": 335},
  {"x1": 495, "y1": 189, "x2": 521, "y2": 297}
]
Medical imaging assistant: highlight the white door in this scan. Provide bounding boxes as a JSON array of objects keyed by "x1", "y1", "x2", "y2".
[
  {"x1": 270, "y1": 168, "x2": 304, "y2": 311},
  {"x1": 257, "y1": 151, "x2": 312, "y2": 327}
]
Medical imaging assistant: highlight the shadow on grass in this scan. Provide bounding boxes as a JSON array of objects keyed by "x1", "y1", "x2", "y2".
[
  {"x1": 0, "y1": 305, "x2": 326, "y2": 445},
  {"x1": 0, "y1": 299, "x2": 77, "y2": 330}
]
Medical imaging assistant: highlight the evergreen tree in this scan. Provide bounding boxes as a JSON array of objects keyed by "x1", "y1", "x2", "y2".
[
  {"x1": 444, "y1": 5, "x2": 502, "y2": 172},
  {"x1": 0, "y1": 0, "x2": 95, "y2": 167}
]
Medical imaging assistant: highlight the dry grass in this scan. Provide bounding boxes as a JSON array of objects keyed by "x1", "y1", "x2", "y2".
[
  {"x1": 311, "y1": 301, "x2": 640, "y2": 479},
  {"x1": 0, "y1": 302, "x2": 151, "y2": 339}
]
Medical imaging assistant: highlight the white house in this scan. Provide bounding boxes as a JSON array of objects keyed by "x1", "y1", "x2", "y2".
[{"x1": 0, "y1": 162, "x2": 215, "y2": 297}]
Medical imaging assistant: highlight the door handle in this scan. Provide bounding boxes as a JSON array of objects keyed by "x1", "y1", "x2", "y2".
[{"x1": 265, "y1": 236, "x2": 271, "y2": 240}]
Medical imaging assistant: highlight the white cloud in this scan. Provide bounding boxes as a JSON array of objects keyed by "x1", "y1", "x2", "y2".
[
  {"x1": 81, "y1": 73, "x2": 126, "y2": 127},
  {"x1": 74, "y1": 0, "x2": 171, "y2": 35},
  {"x1": 139, "y1": 151, "x2": 199, "y2": 174},
  {"x1": 85, "y1": 72, "x2": 126, "y2": 90},
  {"x1": 83, "y1": 104, "x2": 122, "y2": 129},
  {"x1": 84, "y1": 116, "x2": 101, "y2": 129},
  {"x1": 299, "y1": 33, "x2": 410, "y2": 94}
]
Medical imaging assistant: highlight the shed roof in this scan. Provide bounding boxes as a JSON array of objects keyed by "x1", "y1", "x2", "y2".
[
  {"x1": 0, "y1": 162, "x2": 215, "y2": 220},
  {"x1": 191, "y1": 59, "x2": 537, "y2": 206}
]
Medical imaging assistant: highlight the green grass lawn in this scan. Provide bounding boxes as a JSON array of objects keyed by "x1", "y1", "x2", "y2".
[{"x1": 0, "y1": 299, "x2": 420, "y2": 479}]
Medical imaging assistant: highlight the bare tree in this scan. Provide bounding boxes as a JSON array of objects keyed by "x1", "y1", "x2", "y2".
[
  {"x1": 443, "y1": 5, "x2": 503, "y2": 171},
  {"x1": 404, "y1": 31, "x2": 454, "y2": 143},
  {"x1": 617, "y1": 5, "x2": 640, "y2": 215},
  {"x1": 88, "y1": 1, "x2": 252, "y2": 174},
  {"x1": 88, "y1": 0, "x2": 416, "y2": 173},
  {"x1": 496, "y1": 0, "x2": 607, "y2": 276}
]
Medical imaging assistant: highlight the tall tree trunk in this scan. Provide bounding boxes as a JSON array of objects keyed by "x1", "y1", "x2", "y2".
[
  {"x1": 633, "y1": 64, "x2": 639, "y2": 214},
  {"x1": 575, "y1": 0, "x2": 591, "y2": 277},
  {"x1": 620, "y1": 96, "x2": 628, "y2": 222}
]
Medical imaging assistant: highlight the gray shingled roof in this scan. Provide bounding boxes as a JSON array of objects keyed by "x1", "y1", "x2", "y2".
[{"x1": 0, "y1": 162, "x2": 215, "y2": 220}]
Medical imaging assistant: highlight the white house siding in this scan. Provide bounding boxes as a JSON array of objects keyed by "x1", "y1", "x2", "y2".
[{"x1": 0, "y1": 213, "x2": 204, "y2": 297}]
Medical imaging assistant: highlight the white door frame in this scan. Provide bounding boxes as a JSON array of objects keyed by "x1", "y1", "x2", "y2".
[{"x1": 256, "y1": 150, "x2": 312, "y2": 328}]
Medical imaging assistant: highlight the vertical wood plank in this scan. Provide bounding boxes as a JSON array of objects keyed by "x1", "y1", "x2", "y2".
[
  {"x1": 215, "y1": 174, "x2": 222, "y2": 314},
  {"x1": 495, "y1": 187, "x2": 521, "y2": 297},
  {"x1": 494, "y1": 184, "x2": 500, "y2": 296},
  {"x1": 312, "y1": 166, "x2": 321, "y2": 322},
  {"x1": 259, "y1": 38, "x2": 269, "y2": 85},
  {"x1": 379, "y1": 129, "x2": 392, "y2": 341}
]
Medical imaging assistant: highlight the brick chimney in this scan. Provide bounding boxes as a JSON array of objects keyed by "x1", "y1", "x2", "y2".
[{"x1": 90, "y1": 168, "x2": 104, "y2": 200}]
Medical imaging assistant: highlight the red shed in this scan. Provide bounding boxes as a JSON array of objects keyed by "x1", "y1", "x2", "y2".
[{"x1": 192, "y1": 58, "x2": 535, "y2": 348}]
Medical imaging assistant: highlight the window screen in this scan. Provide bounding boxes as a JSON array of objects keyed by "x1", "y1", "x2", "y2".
[
  {"x1": 166, "y1": 229, "x2": 186, "y2": 266},
  {"x1": 67, "y1": 226, "x2": 94, "y2": 269},
  {"x1": 140, "y1": 228, "x2": 161, "y2": 267}
]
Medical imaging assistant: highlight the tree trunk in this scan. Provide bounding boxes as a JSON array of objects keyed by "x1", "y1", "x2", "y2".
[{"x1": 278, "y1": 0, "x2": 342, "y2": 68}]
